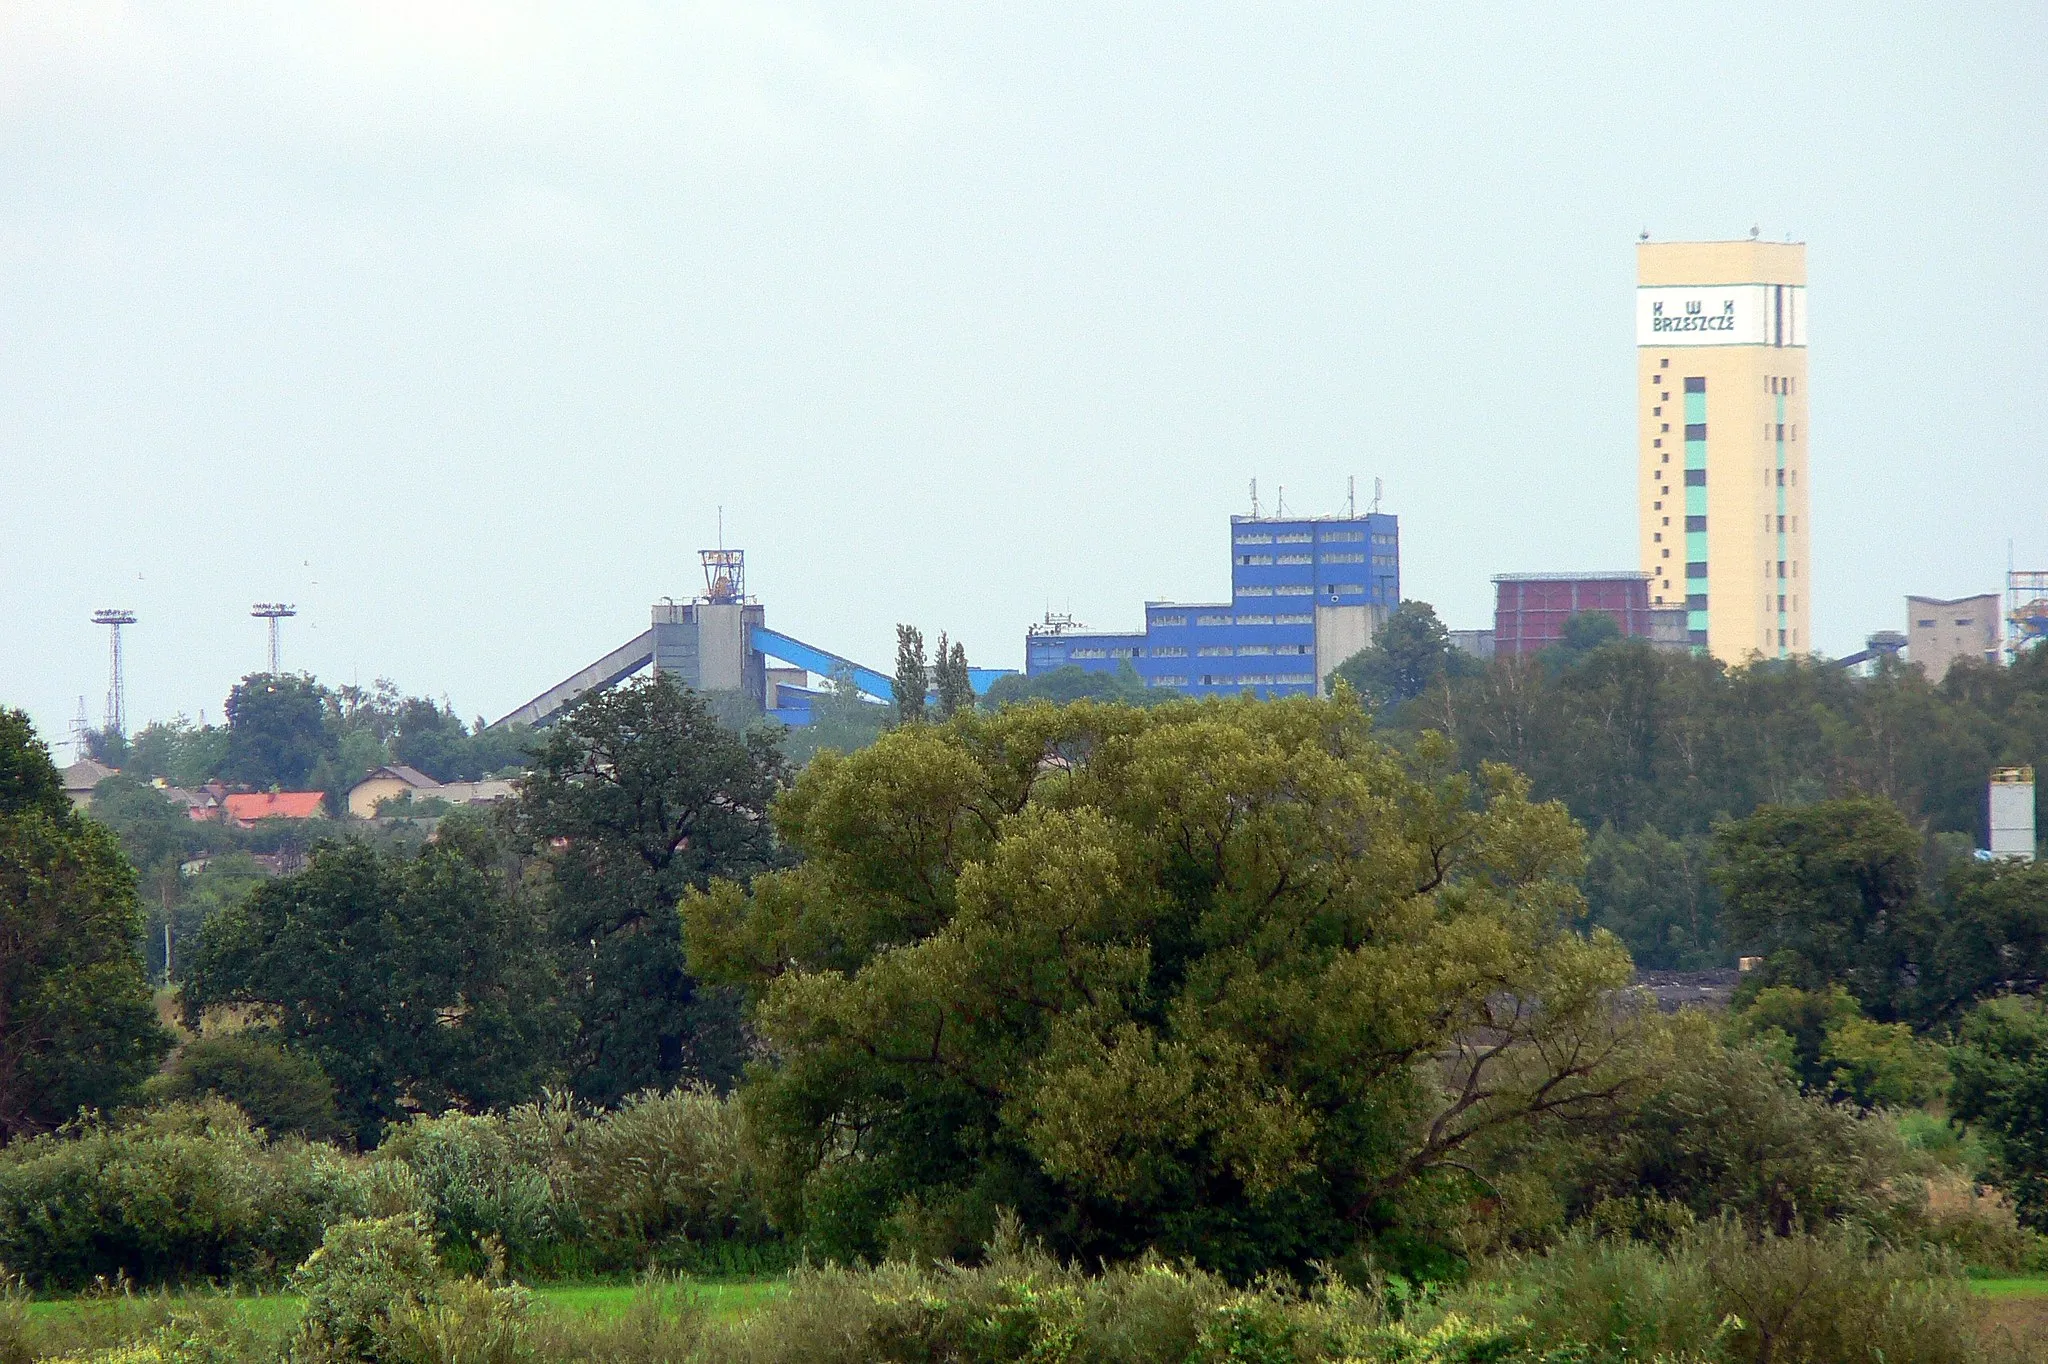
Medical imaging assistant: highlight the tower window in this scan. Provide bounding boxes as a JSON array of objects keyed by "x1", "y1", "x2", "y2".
[
  {"x1": 1684, "y1": 469, "x2": 1705, "y2": 486},
  {"x1": 1660, "y1": 358, "x2": 1670, "y2": 369},
  {"x1": 1686, "y1": 515, "x2": 1706, "y2": 531},
  {"x1": 1685, "y1": 423, "x2": 1707, "y2": 440},
  {"x1": 1684, "y1": 376, "x2": 1705, "y2": 393}
]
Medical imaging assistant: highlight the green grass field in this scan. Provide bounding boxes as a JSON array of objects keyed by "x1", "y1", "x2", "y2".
[{"x1": 1969, "y1": 1277, "x2": 2048, "y2": 1299}]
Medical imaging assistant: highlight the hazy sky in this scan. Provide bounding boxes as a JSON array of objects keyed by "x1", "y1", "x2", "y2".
[{"x1": 4, "y1": 3, "x2": 2044, "y2": 748}]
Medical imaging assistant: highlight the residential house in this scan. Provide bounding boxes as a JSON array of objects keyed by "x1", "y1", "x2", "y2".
[
  {"x1": 222, "y1": 791, "x2": 327, "y2": 825},
  {"x1": 345, "y1": 764, "x2": 440, "y2": 818}
]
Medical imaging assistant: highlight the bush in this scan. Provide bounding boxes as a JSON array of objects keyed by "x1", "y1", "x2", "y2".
[
  {"x1": 376, "y1": 1109, "x2": 567, "y2": 1280},
  {"x1": 0, "y1": 1100, "x2": 374, "y2": 1290},
  {"x1": 291, "y1": 1215, "x2": 443, "y2": 1362},
  {"x1": 377, "y1": 1086, "x2": 779, "y2": 1280},
  {"x1": 1438, "y1": 1220, "x2": 1978, "y2": 1364},
  {"x1": 1551, "y1": 1017, "x2": 1913, "y2": 1238},
  {"x1": 147, "y1": 1035, "x2": 341, "y2": 1142}
]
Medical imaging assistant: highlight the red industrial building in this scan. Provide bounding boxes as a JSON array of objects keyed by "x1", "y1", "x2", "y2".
[{"x1": 1493, "y1": 572, "x2": 1681, "y2": 658}]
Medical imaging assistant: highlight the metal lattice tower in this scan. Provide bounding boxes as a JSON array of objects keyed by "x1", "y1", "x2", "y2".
[
  {"x1": 251, "y1": 603, "x2": 297, "y2": 674},
  {"x1": 91, "y1": 609, "x2": 137, "y2": 737}
]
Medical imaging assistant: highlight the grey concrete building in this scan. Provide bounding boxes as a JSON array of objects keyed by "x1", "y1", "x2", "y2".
[{"x1": 1907, "y1": 593, "x2": 2001, "y2": 683}]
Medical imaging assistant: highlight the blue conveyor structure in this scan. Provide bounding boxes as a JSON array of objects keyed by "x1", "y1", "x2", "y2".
[
  {"x1": 751, "y1": 627, "x2": 895, "y2": 702},
  {"x1": 495, "y1": 612, "x2": 1014, "y2": 729},
  {"x1": 750, "y1": 626, "x2": 1013, "y2": 704}
]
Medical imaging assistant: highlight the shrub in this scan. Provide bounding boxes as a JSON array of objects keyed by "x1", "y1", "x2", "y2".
[
  {"x1": 1551, "y1": 1017, "x2": 1912, "y2": 1238},
  {"x1": 147, "y1": 1035, "x2": 341, "y2": 1141},
  {"x1": 1436, "y1": 1221, "x2": 1978, "y2": 1364},
  {"x1": 291, "y1": 1215, "x2": 442, "y2": 1362},
  {"x1": 376, "y1": 1110, "x2": 566, "y2": 1279},
  {"x1": 0, "y1": 1100, "x2": 374, "y2": 1290},
  {"x1": 376, "y1": 1086, "x2": 779, "y2": 1279},
  {"x1": 375, "y1": 1277, "x2": 536, "y2": 1364}
]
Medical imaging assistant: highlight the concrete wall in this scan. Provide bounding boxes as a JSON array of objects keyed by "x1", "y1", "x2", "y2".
[
  {"x1": 1316, "y1": 603, "x2": 1381, "y2": 694},
  {"x1": 1908, "y1": 594, "x2": 2001, "y2": 684},
  {"x1": 1991, "y1": 768, "x2": 2037, "y2": 861}
]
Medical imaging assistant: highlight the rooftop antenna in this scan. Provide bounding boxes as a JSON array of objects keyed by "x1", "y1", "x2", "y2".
[
  {"x1": 91, "y1": 609, "x2": 137, "y2": 739},
  {"x1": 1276, "y1": 485, "x2": 1287, "y2": 517},
  {"x1": 69, "y1": 695, "x2": 91, "y2": 762},
  {"x1": 1249, "y1": 478, "x2": 1261, "y2": 519},
  {"x1": 1347, "y1": 475, "x2": 1356, "y2": 518},
  {"x1": 251, "y1": 603, "x2": 296, "y2": 674},
  {"x1": 1370, "y1": 476, "x2": 1384, "y2": 515}
]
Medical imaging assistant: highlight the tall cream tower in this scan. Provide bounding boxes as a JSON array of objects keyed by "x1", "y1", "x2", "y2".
[{"x1": 1637, "y1": 239, "x2": 1808, "y2": 661}]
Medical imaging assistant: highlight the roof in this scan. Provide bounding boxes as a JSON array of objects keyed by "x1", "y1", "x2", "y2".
[
  {"x1": 1492, "y1": 571, "x2": 1652, "y2": 584},
  {"x1": 223, "y1": 791, "x2": 326, "y2": 821},
  {"x1": 352, "y1": 764, "x2": 439, "y2": 791},
  {"x1": 61, "y1": 758, "x2": 117, "y2": 792}
]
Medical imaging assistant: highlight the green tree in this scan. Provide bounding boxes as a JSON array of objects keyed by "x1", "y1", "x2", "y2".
[
  {"x1": 0, "y1": 709, "x2": 172, "y2": 1140},
  {"x1": 511, "y1": 676, "x2": 788, "y2": 1105},
  {"x1": 1582, "y1": 823, "x2": 1722, "y2": 970},
  {"x1": 981, "y1": 660, "x2": 1174, "y2": 709},
  {"x1": 784, "y1": 665, "x2": 891, "y2": 766},
  {"x1": 1332, "y1": 600, "x2": 1469, "y2": 708},
  {"x1": 1916, "y1": 858, "x2": 2048, "y2": 1023},
  {"x1": 685, "y1": 695, "x2": 1644, "y2": 1279},
  {"x1": 934, "y1": 634, "x2": 974, "y2": 720},
  {"x1": 894, "y1": 625, "x2": 929, "y2": 725},
  {"x1": 223, "y1": 673, "x2": 334, "y2": 789},
  {"x1": 184, "y1": 831, "x2": 563, "y2": 1145},
  {"x1": 1951, "y1": 996, "x2": 2048, "y2": 1230},
  {"x1": 1711, "y1": 796, "x2": 1928, "y2": 1018},
  {"x1": 0, "y1": 709, "x2": 65, "y2": 817},
  {"x1": 125, "y1": 718, "x2": 230, "y2": 787},
  {"x1": 149, "y1": 1034, "x2": 341, "y2": 1140},
  {"x1": 1551, "y1": 1013, "x2": 1910, "y2": 1237},
  {"x1": 1539, "y1": 611, "x2": 1624, "y2": 671},
  {"x1": 88, "y1": 773, "x2": 216, "y2": 873}
]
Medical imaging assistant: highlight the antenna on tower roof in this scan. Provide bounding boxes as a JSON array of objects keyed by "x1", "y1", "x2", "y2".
[
  {"x1": 1276, "y1": 485, "x2": 1287, "y2": 517},
  {"x1": 91, "y1": 609, "x2": 137, "y2": 739},
  {"x1": 251, "y1": 603, "x2": 296, "y2": 674},
  {"x1": 1371, "y1": 477, "x2": 1384, "y2": 515},
  {"x1": 1249, "y1": 478, "x2": 1261, "y2": 519},
  {"x1": 1347, "y1": 475, "x2": 1356, "y2": 518}
]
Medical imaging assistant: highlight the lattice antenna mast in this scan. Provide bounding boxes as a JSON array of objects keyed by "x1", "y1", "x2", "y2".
[
  {"x1": 251, "y1": 604, "x2": 297, "y2": 674},
  {"x1": 91, "y1": 609, "x2": 137, "y2": 737},
  {"x1": 69, "y1": 696, "x2": 91, "y2": 762}
]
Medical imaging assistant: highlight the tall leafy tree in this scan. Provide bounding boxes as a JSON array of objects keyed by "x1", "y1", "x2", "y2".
[
  {"x1": 512, "y1": 677, "x2": 787, "y2": 1104},
  {"x1": 1332, "y1": 600, "x2": 1469, "y2": 708},
  {"x1": 222, "y1": 673, "x2": 333, "y2": 789},
  {"x1": 0, "y1": 709, "x2": 172, "y2": 1140},
  {"x1": 934, "y1": 634, "x2": 974, "y2": 719},
  {"x1": 685, "y1": 695, "x2": 1644, "y2": 1278},
  {"x1": 893, "y1": 625, "x2": 929, "y2": 725},
  {"x1": 1952, "y1": 996, "x2": 2048, "y2": 1230},
  {"x1": 185, "y1": 825, "x2": 561, "y2": 1144},
  {"x1": 0, "y1": 709, "x2": 65, "y2": 815},
  {"x1": 1712, "y1": 795, "x2": 1928, "y2": 1018}
]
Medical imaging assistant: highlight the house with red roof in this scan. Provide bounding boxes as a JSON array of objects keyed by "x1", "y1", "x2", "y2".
[{"x1": 221, "y1": 791, "x2": 327, "y2": 826}]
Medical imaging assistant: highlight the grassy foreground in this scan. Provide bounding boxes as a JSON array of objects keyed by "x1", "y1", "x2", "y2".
[{"x1": 1975, "y1": 1279, "x2": 2048, "y2": 1299}]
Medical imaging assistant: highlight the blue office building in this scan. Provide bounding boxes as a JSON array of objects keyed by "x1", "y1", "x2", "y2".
[{"x1": 1026, "y1": 512, "x2": 1400, "y2": 698}]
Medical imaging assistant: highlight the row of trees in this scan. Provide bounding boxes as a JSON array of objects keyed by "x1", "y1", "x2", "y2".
[
  {"x1": 96, "y1": 673, "x2": 531, "y2": 801},
  {"x1": 1356, "y1": 600, "x2": 2048, "y2": 846}
]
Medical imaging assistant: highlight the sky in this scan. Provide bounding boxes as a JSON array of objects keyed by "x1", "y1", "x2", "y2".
[{"x1": 3, "y1": 3, "x2": 2044, "y2": 749}]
